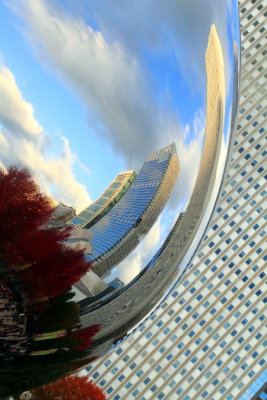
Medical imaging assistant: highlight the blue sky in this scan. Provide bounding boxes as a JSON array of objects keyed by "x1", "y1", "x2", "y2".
[
  {"x1": 0, "y1": 0, "x2": 240, "y2": 283},
  {"x1": 0, "y1": 0, "x2": 207, "y2": 203},
  {"x1": 0, "y1": 2, "x2": 124, "y2": 202}
]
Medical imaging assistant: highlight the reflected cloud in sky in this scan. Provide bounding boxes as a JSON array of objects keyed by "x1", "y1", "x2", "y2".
[
  {"x1": 1, "y1": 0, "x2": 240, "y2": 289},
  {"x1": 0, "y1": 0, "x2": 240, "y2": 355}
]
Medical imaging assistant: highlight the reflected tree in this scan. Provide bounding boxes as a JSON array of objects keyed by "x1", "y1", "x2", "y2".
[{"x1": 19, "y1": 376, "x2": 107, "y2": 400}]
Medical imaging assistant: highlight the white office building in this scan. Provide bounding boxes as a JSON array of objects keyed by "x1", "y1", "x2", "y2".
[{"x1": 86, "y1": 1, "x2": 266, "y2": 399}]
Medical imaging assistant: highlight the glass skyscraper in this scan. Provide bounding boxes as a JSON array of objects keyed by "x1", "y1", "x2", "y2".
[
  {"x1": 86, "y1": 1, "x2": 266, "y2": 399},
  {"x1": 78, "y1": 20, "x2": 228, "y2": 357},
  {"x1": 70, "y1": 170, "x2": 137, "y2": 229},
  {"x1": 88, "y1": 143, "x2": 179, "y2": 277}
]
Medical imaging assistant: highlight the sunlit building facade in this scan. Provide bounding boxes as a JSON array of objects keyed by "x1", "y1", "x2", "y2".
[
  {"x1": 89, "y1": 143, "x2": 179, "y2": 277},
  {"x1": 86, "y1": 1, "x2": 266, "y2": 399},
  {"x1": 70, "y1": 170, "x2": 137, "y2": 229}
]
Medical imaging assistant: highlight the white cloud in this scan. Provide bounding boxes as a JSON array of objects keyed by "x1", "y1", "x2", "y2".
[
  {"x1": 7, "y1": 0, "x2": 234, "y2": 214},
  {"x1": 76, "y1": 159, "x2": 92, "y2": 177},
  {"x1": 8, "y1": 0, "x2": 167, "y2": 168},
  {"x1": 73, "y1": 0, "x2": 233, "y2": 92},
  {"x1": 0, "y1": 66, "x2": 42, "y2": 138},
  {"x1": 139, "y1": 217, "x2": 162, "y2": 263},
  {"x1": 0, "y1": 66, "x2": 91, "y2": 212},
  {"x1": 163, "y1": 108, "x2": 206, "y2": 210},
  {"x1": 7, "y1": 0, "x2": 211, "y2": 208}
]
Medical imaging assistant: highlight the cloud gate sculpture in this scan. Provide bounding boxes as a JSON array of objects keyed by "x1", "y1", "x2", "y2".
[{"x1": 0, "y1": 1, "x2": 240, "y2": 397}]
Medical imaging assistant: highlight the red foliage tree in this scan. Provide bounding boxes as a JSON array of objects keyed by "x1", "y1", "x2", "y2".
[
  {"x1": 0, "y1": 167, "x2": 91, "y2": 300},
  {"x1": 22, "y1": 376, "x2": 107, "y2": 400},
  {"x1": 32, "y1": 324, "x2": 100, "y2": 353},
  {"x1": 16, "y1": 242, "x2": 90, "y2": 299},
  {"x1": 69, "y1": 325, "x2": 100, "y2": 350},
  {"x1": 3, "y1": 225, "x2": 70, "y2": 266},
  {"x1": 0, "y1": 167, "x2": 53, "y2": 246}
]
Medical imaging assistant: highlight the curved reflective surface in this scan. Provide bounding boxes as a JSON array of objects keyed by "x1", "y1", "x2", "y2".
[{"x1": 0, "y1": 0, "x2": 240, "y2": 396}]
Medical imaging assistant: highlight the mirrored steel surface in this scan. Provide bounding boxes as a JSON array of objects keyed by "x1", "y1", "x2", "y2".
[{"x1": 0, "y1": 0, "x2": 240, "y2": 395}]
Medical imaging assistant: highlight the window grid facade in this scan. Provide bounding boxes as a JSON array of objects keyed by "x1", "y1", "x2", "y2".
[
  {"x1": 87, "y1": 1, "x2": 266, "y2": 399},
  {"x1": 88, "y1": 143, "x2": 179, "y2": 277},
  {"x1": 69, "y1": 170, "x2": 137, "y2": 228}
]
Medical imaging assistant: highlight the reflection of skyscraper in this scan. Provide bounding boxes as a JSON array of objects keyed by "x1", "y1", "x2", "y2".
[
  {"x1": 87, "y1": 3, "x2": 266, "y2": 399},
  {"x1": 79, "y1": 24, "x2": 226, "y2": 342},
  {"x1": 69, "y1": 170, "x2": 137, "y2": 229},
  {"x1": 190, "y1": 23, "x2": 225, "y2": 197},
  {"x1": 89, "y1": 143, "x2": 179, "y2": 277}
]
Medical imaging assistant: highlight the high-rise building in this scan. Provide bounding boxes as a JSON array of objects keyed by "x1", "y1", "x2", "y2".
[
  {"x1": 88, "y1": 143, "x2": 179, "y2": 277},
  {"x1": 73, "y1": 144, "x2": 178, "y2": 305},
  {"x1": 70, "y1": 170, "x2": 137, "y2": 229},
  {"x1": 75, "y1": 22, "x2": 223, "y2": 359},
  {"x1": 79, "y1": 21, "x2": 226, "y2": 352},
  {"x1": 86, "y1": 1, "x2": 266, "y2": 399}
]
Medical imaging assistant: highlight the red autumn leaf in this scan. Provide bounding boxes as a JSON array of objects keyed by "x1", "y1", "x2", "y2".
[
  {"x1": 71, "y1": 325, "x2": 100, "y2": 350},
  {"x1": 23, "y1": 375, "x2": 107, "y2": 400},
  {"x1": 0, "y1": 167, "x2": 91, "y2": 300},
  {"x1": 0, "y1": 167, "x2": 53, "y2": 245}
]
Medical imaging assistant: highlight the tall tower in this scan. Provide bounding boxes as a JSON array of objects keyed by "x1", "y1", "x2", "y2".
[
  {"x1": 86, "y1": 2, "x2": 266, "y2": 399},
  {"x1": 79, "y1": 21, "x2": 226, "y2": 358},
  {"x1": 69, "y1": 170, "x2": 137, "y2": 229},
  {"x1": 88, "y1": 143, "x2": 179, "y2": 277}
]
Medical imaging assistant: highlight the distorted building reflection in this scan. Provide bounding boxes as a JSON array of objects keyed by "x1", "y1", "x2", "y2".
[
  {"x1": 88, "y1": 143, "x2": 179, "y2": 277},
  {"x1": 0, "y1": 1, "x2": 245, "y2": 396},
  {"x1": 72, "y1": 144, "x2": 179, "y2": 301},
  {"x1": 79, "y1": 23, "x2": 227, "y2": 351},
  {"x1": 69, "y1": 171, "x2": 137, "y2": 229}
]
